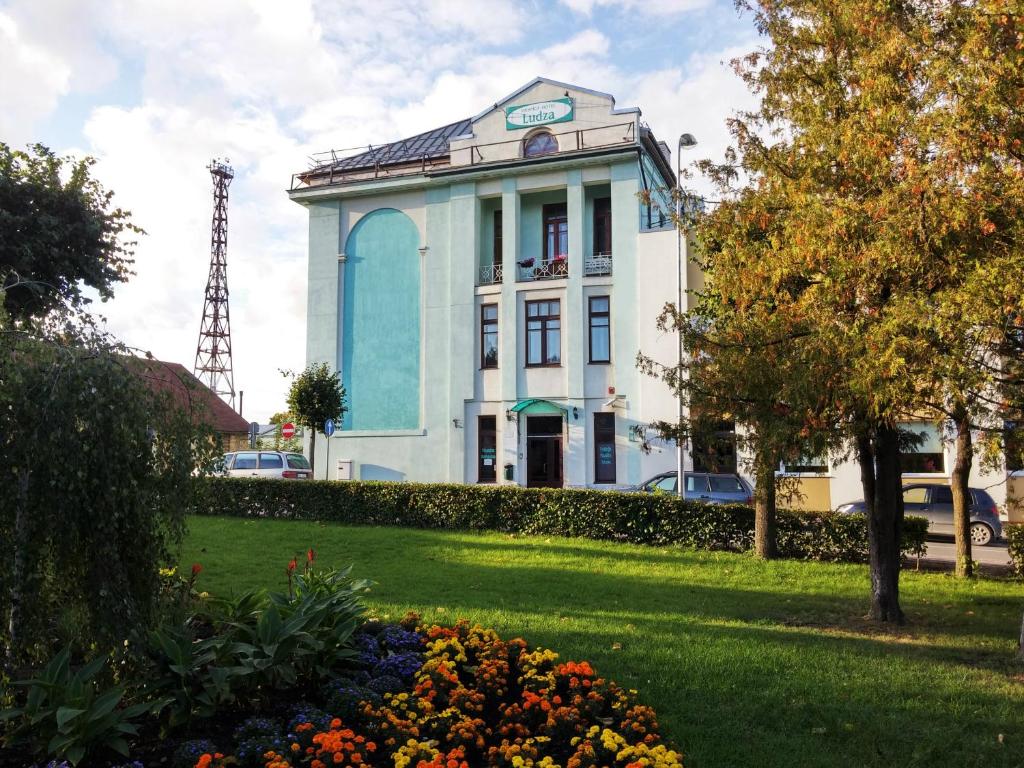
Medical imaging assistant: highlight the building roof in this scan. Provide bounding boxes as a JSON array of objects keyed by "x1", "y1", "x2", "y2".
[
  {"x1": 324, "y1": 118, "x2": 472, "y2": 174},
  {"x1": 132, "y1": 358, "x2": 249, "y2": 434},
  {"x1": 296, "y1": 78, "x2": 670, "y2": 188}
]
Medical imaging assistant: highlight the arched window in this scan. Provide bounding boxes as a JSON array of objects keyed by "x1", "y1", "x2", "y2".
[{"x1": 523, "y1": 131, "x2": 558, "y2": 158}]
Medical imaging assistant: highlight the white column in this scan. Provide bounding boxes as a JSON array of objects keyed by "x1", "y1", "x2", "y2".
[
  {"x1": 565, "y1": 170, "x2": 587, "y2": 486},
  {"x1": 500, "y1": 179, "x2": 521, "y2": 484}
]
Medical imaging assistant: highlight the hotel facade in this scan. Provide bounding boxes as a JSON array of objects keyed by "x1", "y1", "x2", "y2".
[{"x1": 289, "y1": 77, "x2": 1022, "y2": 520}]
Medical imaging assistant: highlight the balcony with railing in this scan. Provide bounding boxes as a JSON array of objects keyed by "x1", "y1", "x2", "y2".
[
  {"x1": 517, "y1": 256, "x2": 568, "y2": 282},
  {"x1": 478, "y1": 263, "x2": 503, "y2": 285},
  {"x1": 584, "y1": 252, "x2": 612, "y2": 276}
]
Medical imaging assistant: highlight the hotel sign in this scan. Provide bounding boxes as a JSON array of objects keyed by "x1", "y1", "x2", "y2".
[{"x1": 505, "y1": 97, "x2": 574, "y2": 130}]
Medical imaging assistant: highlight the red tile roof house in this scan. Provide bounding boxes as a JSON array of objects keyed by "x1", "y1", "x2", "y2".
[{"x1": 132, "y1": 358, "x2": 250, "y2": 450}]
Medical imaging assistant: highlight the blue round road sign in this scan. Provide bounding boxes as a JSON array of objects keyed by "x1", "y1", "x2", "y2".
[{"x1": 324, "y1": 418, "x2": 335, "y2": 437}]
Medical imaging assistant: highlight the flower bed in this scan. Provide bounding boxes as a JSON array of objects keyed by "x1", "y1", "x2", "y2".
[{"x1": 187, "y1": 615, "x2": 682, "y2": 768}]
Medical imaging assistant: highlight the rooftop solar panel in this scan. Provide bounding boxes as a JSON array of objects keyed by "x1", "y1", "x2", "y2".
[{"x1": 328, "y1": 118, "x2": 472, "y2": 172}]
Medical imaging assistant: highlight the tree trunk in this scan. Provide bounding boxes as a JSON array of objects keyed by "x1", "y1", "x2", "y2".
[
  {"x1": 951, "y1": 411, "x2": 974, "y2": 578},
  {"x1": 753, "y1": 449, "x2": 778, "y2": 559},
  {"x1": 866, "y1": 425, "x2": 905, "y2": 623},
  {"x1": 1019, "y1": 609, "x2": 1024, "y2": 661}
]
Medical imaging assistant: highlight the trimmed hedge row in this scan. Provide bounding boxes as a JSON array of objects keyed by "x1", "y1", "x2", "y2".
[
  {"x1": 189, "y1": 478, "x2": 928, "y2": 564},
  {"x1": 1007, "y1": 524, "x2": 1024, "y2": 578}
]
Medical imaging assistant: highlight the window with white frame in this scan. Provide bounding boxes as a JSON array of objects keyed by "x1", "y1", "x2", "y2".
[{"x1": 899, "y1": 422, "x2": 946, "y2": 474}]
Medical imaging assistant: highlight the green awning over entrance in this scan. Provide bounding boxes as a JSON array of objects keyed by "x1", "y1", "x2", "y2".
[{"x1": 508, "y1": 399, "x2": 568, "y2": 416}]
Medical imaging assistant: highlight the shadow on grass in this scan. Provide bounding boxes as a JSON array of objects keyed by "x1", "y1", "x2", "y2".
[{"x1": 184, "y1": 517, "x2": 1024, "y2": 768}]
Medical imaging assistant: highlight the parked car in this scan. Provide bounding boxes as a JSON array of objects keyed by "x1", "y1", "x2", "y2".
[
  {"x1": 222, "y1": 450, "x2": 313, "y2": 480},
  {"x1": 835, "y1": 483, "x2": 1002, "y2": 545},
  {"x1": 634, "y1": 471, "x2": 754, "y2": 505}
]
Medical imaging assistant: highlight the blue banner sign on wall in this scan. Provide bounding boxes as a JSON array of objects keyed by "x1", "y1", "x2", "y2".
[{"x1": 505, "y1": 98, "x2": 574, "y2": 130}]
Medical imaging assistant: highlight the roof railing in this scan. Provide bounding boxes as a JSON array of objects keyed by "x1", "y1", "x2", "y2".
[{"x1": 292, "y1": 120, "x2": 639, "y2": 191}]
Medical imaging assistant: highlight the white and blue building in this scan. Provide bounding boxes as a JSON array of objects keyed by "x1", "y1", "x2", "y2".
[{"x1": 287, "y1": 78, "x2": 700, "y2": 487}]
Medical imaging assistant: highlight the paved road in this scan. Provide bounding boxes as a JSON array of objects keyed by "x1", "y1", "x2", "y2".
[{"x1": 920, "y1": 537, "x2": 1012, "y2": 568}]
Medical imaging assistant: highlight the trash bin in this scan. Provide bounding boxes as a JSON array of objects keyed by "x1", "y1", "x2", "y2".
[{"x1": 504, "y1": 463, "x2": 514, "y2": 481}]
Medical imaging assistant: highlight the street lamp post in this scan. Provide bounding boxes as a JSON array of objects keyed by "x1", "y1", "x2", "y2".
[{"x1": 676, "y1": 133, "x2": 698, "y2": 497}]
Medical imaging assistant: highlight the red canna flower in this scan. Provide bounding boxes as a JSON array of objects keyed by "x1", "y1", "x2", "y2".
[
  {"x1": 287, "y1": 558, "x2": 297, "y2": 573},
  {"x1": 307, "y1": 547, "x2": 316, "y2": 563},
  {"x1": 191, "y1": 563, "x2": 203, "y2": 577}
]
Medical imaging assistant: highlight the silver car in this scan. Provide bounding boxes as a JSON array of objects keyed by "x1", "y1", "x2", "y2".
[
  {"x1": 836, "y1": 483, "x2": 1003, "y2": 546},
  {"x1": 222, "y1": 450, "x2": 312, "y2": 480},
  {"x1": 635, "y1": 471, "x2": 754, "y2": 504}
]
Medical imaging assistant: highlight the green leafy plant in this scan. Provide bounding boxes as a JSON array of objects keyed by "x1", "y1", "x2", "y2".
[
  {"x1": 1006, "y1": 524, "x2": 1024, "y2": 579},
  {"x1": 143, "y1": 563, "x2": 368, "y2": 729},
  {"x1": 190, "y1": 477, "x2": 929, "y2": 564},
  {"x1": 0, "y1": 647, "x2": 153, "y2": 765}
]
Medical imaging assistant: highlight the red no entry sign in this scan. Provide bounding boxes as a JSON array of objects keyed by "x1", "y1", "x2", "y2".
[{"x1": 281, "y1": 422, "x2": 296, "y2": 439}]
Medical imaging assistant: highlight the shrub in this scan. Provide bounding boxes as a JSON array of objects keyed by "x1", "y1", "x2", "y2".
[
  {"x1": 190, "y1": 478, "x2": 929, "y2": 564},
  {"x1": 0, "y1": 332, "x2": 218, "y2": 664},
  {"x1": 0, "y1": 647, "x2": 155, "y2": 766},
  {"x1": 1007, "y1": 524, "x2": 1024, "y2": 578}
]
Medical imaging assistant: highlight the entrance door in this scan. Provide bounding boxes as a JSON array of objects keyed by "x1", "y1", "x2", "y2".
[{"x1": 526, "y1": 416, "x2": 564, "y2": 487}]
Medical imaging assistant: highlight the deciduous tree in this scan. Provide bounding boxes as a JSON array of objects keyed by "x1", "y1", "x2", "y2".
[
  {"x1": 0, "y1": 143, "x2": 140, "y2": 322},
  {"x1": 286, "y1": 363, "x2": 346, "y2": 476}
]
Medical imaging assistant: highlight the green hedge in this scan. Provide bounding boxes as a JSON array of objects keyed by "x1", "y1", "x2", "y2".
[
  {"x1": 1007, "y1": 524, "x2": 1024, "y2": 578},
  {"x1": 189, "y1": 478, "x2": 928, "y2": 564}
]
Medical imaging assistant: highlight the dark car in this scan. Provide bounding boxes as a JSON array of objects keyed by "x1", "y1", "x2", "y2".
[
  {"x1": 835, "y1": 483, "x2": 1003, "y2": 546},
  {"x1": 635, "y1": 471, "x2": 754, "y2": 505}
]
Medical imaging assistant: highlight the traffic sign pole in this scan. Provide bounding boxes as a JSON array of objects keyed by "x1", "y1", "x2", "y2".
[{"x1": 323, "y1": 418, "x2": 335, "y2": 482}]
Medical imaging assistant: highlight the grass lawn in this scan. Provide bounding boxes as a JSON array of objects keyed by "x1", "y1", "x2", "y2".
[{"x1": 182, "y1": 516, "x2": 1024, "y2": 768}]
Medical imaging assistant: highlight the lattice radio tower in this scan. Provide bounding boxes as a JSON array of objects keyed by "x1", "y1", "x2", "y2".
[{"x1": 194, "y1": 159, "x2": 236, "y2": 409}]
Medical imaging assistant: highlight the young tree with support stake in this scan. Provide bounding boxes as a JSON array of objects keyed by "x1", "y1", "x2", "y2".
[{"x1": 286, "y1": 363, "x2": 346, "y2": 477}]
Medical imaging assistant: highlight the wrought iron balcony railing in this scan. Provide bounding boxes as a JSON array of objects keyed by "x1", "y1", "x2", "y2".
[
  {"x1": 584, "y1": 252, "x2": 612, "y2": 276},
  {"x1": 478, "y1": 263, "x2": 503, "y2": 285},
  {"x1": 517, "y1": 257, "x2": 568, "y2": 282}
]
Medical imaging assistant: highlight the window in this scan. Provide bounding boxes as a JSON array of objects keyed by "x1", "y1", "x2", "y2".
[
  {"x1": 524, "y1": 131, "x2": 558, "y2": 157},
  {"x1": 589, "y1": 296, "x2": 610, "y2": 363},
  {"x1": 691, "y1": 420, "x2": 738, "y2": 473},
  {"x1": 594, "y1": 412, "x2": 616, "y2": 483},
  {"x1": 287, "y1": 454, "x2": 311, "y2": 469},
  {"x1": 543, "y1": 203, "x2": 568, "y2": 270},
  {"x1": 1006, "y1": 422, "x2": 1023, "y2": 472},
  {"x1": 650, "y1": 474, "x2": 677, "y2": 493},
  {"x1": 903, "y1": 486, "x2": 928, "y2": 505},
  {"x1": 234, "y1": 452, "x2": 258, "y2": 470},
  {"x1": 781, "y1": 455, "x2": 828, "y2": 474},
  {"x1": 931, "y1": 486, "x2": 953, "y2": 505},
  {"x1": 259, "y1": 452, "x2": 283, "y2": 469},
  {"x1": 478, "y1": 416, "x2": 497, "y2": 483},
  {"x1": 526, "y1": 299, "x2": 560, "y2": 365},
  {"x1": 594, "y1": 197, "x2": 612, "y2": 255},
  {"x1": 481, "y1": 304, "x2": 499, "y2": 368},
  {"x1": 900, "y1": 422, "x2": 945, "y2": 473},
  {"x1": 686, "y1": 474, "x2": 709, "y2": 493},
  {"x1": 493, "y1": 210, "x2": 503, "y2": 267},
  {"x1": 709, "y1": 475, "x2": 745, "y2": 493}
]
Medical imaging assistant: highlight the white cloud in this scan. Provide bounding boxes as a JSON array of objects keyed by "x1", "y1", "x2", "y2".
[
  {"x1": 624, "y1": 44, "x2": 759, "y2": 198},
  {"x1": 1, "y1": 0, "x2": 758, "y2": 419},
  {"x1": 0, "y1": 11, "x2": 71, "y2": 146},
  {"x1": 560, "y1": 0, "x2": 710, "y2": 16}
]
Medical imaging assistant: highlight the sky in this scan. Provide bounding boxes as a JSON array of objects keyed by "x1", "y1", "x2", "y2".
[{"x1": 1, "y1": 0, "x2": 761, "y2": 422}]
